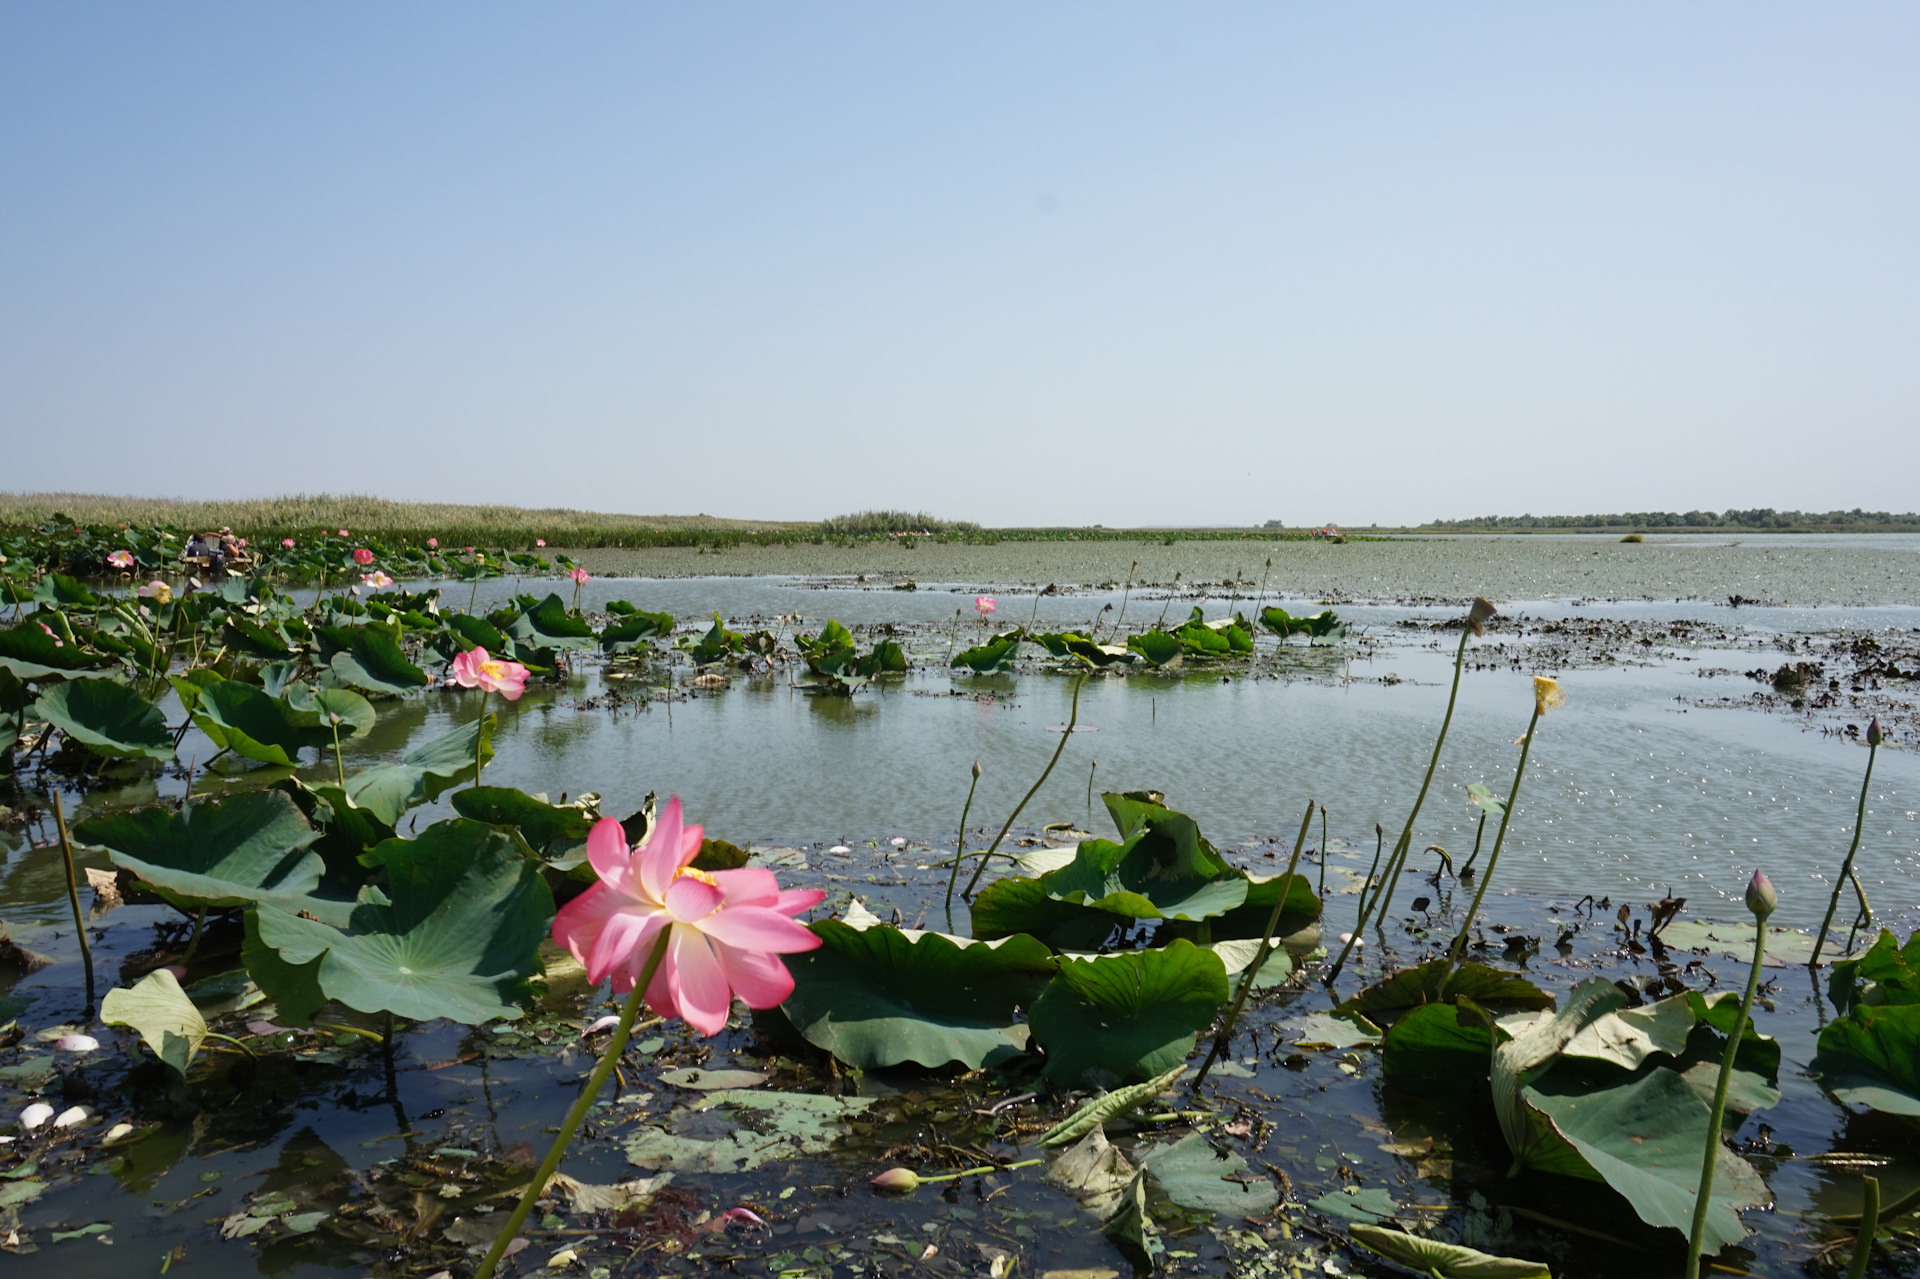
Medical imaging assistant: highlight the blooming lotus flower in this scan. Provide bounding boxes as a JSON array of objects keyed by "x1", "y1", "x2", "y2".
[
  {"x1": 570, "y1": 568, "x2": 591, "y2": 586},
  {"x1": 138, "y1": 579, "x2": 172, "y2": 604},
  {"x1": 536, "y1": 539, "x2": 547, "y2": 547},
  {"x1": 352, "y1": 547, "x2": 375, "y2": 566},
  {"x1": 235, "y1": 538, "x2": 247, "y2": 549},
  {"x1": 427, "y1": 538, "x2": 438, "y2": 549},
  {"x1": 282, "y1": 538, "x2": 296, "y2": 548},
  {"x1": 449, "y1": 646, "x2": 530, "y2": 700},
  {"x1": 362, "y1": 571, "x2": 394, "y2": 589},
  {"x1": 339, "y1": 529, "x2": 349, "y2": 537},
  {"x1": 552, "y1": 798, "x2": 825, "y2": 1036},
  {"x1": 106, "y1": 550, "x2": 134, "y2": 570},
  {"x1": 974, "y1": 595, "x2": 996, "y2": 617}
]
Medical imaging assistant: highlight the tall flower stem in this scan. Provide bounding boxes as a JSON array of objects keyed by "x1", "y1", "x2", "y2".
[
  {"x1": 960, "y1": 674, "x2": 1084, "y2": 901},
  {"x1": 473, "y1": 691, "x2": 490, "y2": 788},
  {"x1": 1812, "y1": 736, "x2": 1878, "y2": 966},
  {"x1": 1447, "y1": 705, "x2": 1540, "y2": 963},
  {"x1": 1316, "y1": 805, "x2": 1329, "y2": 898},
  {"x1": 1846, "y1": 1176, "x2": 1881, "y2": 1279},
  {"x1": 51, "y1": 792, "x2": 96, "y2": 1016},
  {"x1": 329, "y1": 713, "x2": 347, "y2": 790},
  {"x1": 1104, "y1": 561, "x2": 1139, "y2": 643},
  {"x1": 1193, "y1": 799, "x2": 1314, "y2": 1090},
  {"x1": 1684, "y1": 884, "x2": 1772, "y2": 1279},
  {"x1": 474, "y1": 930, "x2": 671, "y2": 1279},
  {"x1": 1459, "y1": 811, "x2": 1490, "y2": 878},
  {"x1": 942, "y1": 764, "x2": 983, "y2": 931},
  {"x1": 1326, "y1": 626, "x2": 1473, "y2": 984}
]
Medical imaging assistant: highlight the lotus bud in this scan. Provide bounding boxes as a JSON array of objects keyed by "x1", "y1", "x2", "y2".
[
  {"x1": 1468, "y1": 596, "x2": 1498, "y2": 637},
  {"x1": 20, "y1": 1103, "x2": 55, "y2": 1131},
  {"x1": 54, "y1": 1034, "x2": 99, "y2": 1053},
  {"x1": 1744, "y1": 870, "x2": 1777, "y2": 921},
  {"x1": 871, "y1": 1167, "x2": 920, "y2": 1193},
  {"x1": 1866, "y1": 716, "x2": 1883, "y2": 747},
  {"x1": 971, "y1": 760, "x2": 982, "y2": 780}
]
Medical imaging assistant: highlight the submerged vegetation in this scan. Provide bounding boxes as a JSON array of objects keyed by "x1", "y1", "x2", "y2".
[{"x1": 0, "y1": 530, "x2": 1914, "y2": 1278}]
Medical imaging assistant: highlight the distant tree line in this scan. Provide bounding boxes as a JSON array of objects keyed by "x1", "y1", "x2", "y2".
[{"x1": 1421, "y1": 508, "x2": 1920, "y2": 531}]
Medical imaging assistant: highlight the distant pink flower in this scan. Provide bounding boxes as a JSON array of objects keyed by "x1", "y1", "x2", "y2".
[
  {"x1": 339, "y1": 529, "x2": 349, "y2": 537},
  {"x1": 106, "y1": 550, "x2": 134, "y2": 569},
  {"x1": 552, "y1": 798, "x2": 826, "y2": 1036},
  {"x1": 570, "y1": 568, "x2": 591, "y2": 586},
  {"x1": 974, "y1": 595, "x2": 996, "y2": 617},
  {"x1": 235, "y1": 538, "x2": 247, "y2": 549},
  {"x1": 362, "y1": 570, "x2": 394, "y2": 589},
  {"x1": 449, "y1": 645, "x2": 529, "y2": 700},
  {"x1": 282, "y1": 538, "x2": 296, "y2": 548},
  {"x1": 426, "y1": 538, "x2": 438, "y2": 549},
  {"x1": 464, "y1": 545, "x2": 474, "y2": 553},
  {"x1": 352, "y1": 548, "x2": 375, "y2": 566},
  {"x1": 137, "y1": 579, "x2": 173, "y2": 604},
  {"x1": 536, "y1": 539, "x2": 547, "y2": 547}
]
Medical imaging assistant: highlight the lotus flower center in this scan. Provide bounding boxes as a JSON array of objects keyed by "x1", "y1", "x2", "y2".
[
  {"x1": 480, "y1": 660, "x2": 508, "y2": 681},
  {"x1": 676, "y1": 866, "x2": 719, "y2": 889}
]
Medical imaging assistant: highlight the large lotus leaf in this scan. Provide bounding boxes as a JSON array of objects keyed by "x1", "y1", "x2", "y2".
[
  {"x1": 328, "y1": 624, "x2": 430, "y2": 696},
  {"x1": 1523, "y1": 1067, "x2": 1768, "y2": 1255},
  {"x1": 445, "y1": 611, "x2": 514, "y2": 656},
  {"x1": 857, "y1": 639, "x2": 908, "y2": 676},
  {"x1": 1829, "y1": 929, "x2": 1920, "y2": 1016},
  {"x1": 33, "y1": 572, "x2": 101, "y2": 607},
  {"x1": 1340, "y1": 959, "x2": 1555, "y2": 1018},
  {"x1": 509, "y1": 593, "x2": 595, "y2": 650},
  {"x1": 1492, "y1": 979, "x2": 1627, "y2": 1172},
  {"x1": 1466, "y1": 782, "x2": 1509, "y2": 819},
  {"x1": 1043, "y1": 807, "x2": 1247, "y2": 923},
  {"x1": 951, "y1": 634, "x2": 1021, "y2": 674},
  {"x1": 781, "y1": 921, "x2": 1057, "y2": 1070},
  {"x1": 450, "y1": 786, "x2": 592, "y2": 853},
  {"x1": 1197, "y1": 868, "x2": 1322, "y2": 944},
  {"x1": 625, "y1": 1090, "x2": 873, "y2": 1174},
  {"x1": 1125, "y1": 630, "x2": 1182, "y2": 667},
  {"x1": 1032, "y1": 632, "x2": 1136, "y2": 666},
  {"x1": 1813, "y1": 1003, "x2": 1920, "y2": 1115},
  {"x1": 341, "y1": 717, "x2": 493, "y2": 825},
  {"x1": 1560, "y1": 991, "x2": 1700, "y2": 1071},
  {"x1": 242, "y1": 908, "x2": 328, "y2": 1027},
  {"x1": 75, "y1": 789, "x2": 324, "y2": 911},
  {"x1": 100, "y1": 969, "x2": 207, "y2": 1078},
  {"x1": 250, "y1": 819, "x2": 553, "y2": 1024},
  {"x1": 1172, "y1": 619, "x2": 1233, "y2": 657},
  {"x1": 283, "y1": 686, "x2": 378, "y2": 740},
  {"x1": 1382, "y1": 1000, "x2": 1495, "y2": 1084},
  {"x1": 1656, "y1": 919, "x2": 1827, "y2": 968},
  {"x1": 969, "y1": 875, "x2": 1124, "y2": 950},
  {"x1": 33, "y1": 679, "x2": 173, "y2": 760},
  {"x1": 1348, "y1": 1225, "x2": 1551, "y2": 1278},
  {"x1": 191, "y1": 679, "x2": 331, "y2": 766},
  {"x1": 223, "y1": 617, "x2": 294, "y2": 659},
  {"x1": 1028, "y1": 940, "x2": 1229, "y2": 1087},
  {"x1": 600, "y1": 612, "x2": 671, "y2": 654},
  {"x1": 1136, "y1": 1131, "x2": 1278, "y2": 1215},
  {"x1": 1683, "y1": 990, "x2": 1782, "y2": 1078}
]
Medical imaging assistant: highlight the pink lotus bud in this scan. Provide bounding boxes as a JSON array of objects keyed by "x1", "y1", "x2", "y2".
[
  {"x1": 427, "y1": 538, "x2": 438, "y2": 549},
  {"x1": 1866, "y1": 716, "x2": 1883, "y2": 747},
  {"x1": 971, "y1": 760, "x2": 982, "y2": 779},
  {"x1": 870, "y1": 1167, "x2": 920, "y2": 1193},
  {"x1": 1745, "y1": 870, "x2": 1777, "y2": 921},
  {"x1": 352, "y1": 548, "x2": 375, "y2": 566},
  {"x1": 536, "y1": 539, "x2": 547, "y2": 547}
]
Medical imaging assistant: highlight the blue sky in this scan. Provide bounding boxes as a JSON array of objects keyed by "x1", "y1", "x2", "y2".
[{"x1": 4, "y1": 5, "x2": 1916, "y2": 525}]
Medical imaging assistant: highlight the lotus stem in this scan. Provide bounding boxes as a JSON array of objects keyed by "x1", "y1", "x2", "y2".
[
  {"x1": 1104, "y1": 561, "x2": 1138, "y2": 643},
  {"x1": 943, "y1": 762, "x2": 983, "y2": 932},
  {"x1": 1193, "y1": 799, "x2": 1315, "y2": 1091},
  {"x1": 1087, "y1": 759, "x2": 1098, "y2": 817},
  {"x1": 182, "y1": 906, "x2": 208, "y2": 963},
  {"x1": 1684, "y1": 879, "x2": 1772, "y2": 1279},
  {"x1": 923, "y1": 1157, "x2": 1043, "y2": 1185},
  {"x1": 1460, "y1": 810, "x2": 1490, "y2": 878},
  {"x1": 1812, "y1": 737, "x2": 1878, "y2": 966},
  {"x1": 1327, "y1": 624, "x2": 1474, "y2": 983},
  {"x1": 51, "y1": 792, "x2": 96, "y2": 1016},
  {"x1": 1354, "y1": 824, "x2": 1384, "y2": 936},
  {"x1": 1316, "y1": 804, "x2": 1328, "y2": 898},
  {"x1": 473, "y1": 691, "x2": 489, "y2": 789},
  {"x1": 329, "y1": 712, "x2": 346, "y2": 790},
  {"x1": 474, "y1": 928, "x2": 671, "y2": 1279},
  {"x1": 944, "y1": 608, "x2": 962, "y2": 663},
  {"x1": 1846, "y1": 1176, "x2": 1880, "y2": 1279},
  {"x1": 960, "y1": 673, "x2": 1085, "y2": 901},
  {"x1": 1447, "y1": 704, "x2": 1541, "y2": 963},
  {"x1": 1252, "y1": 556, "x2": 1272, "y2": 622}
]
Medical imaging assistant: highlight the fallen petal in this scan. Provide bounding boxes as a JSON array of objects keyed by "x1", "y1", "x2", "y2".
[
  {"x1": 53, "y1": 1105, "x2": 92, "y2": 1128},
  {"x1": 55, "y1": 1034, "x2": 100, "y2": 1053},
  {"x1": 20, "y1": 1103, "x2": 55, "y2": 1131},
  {"x1": 584, "y1": 1015, "x2": 621, "y2": 1037}
]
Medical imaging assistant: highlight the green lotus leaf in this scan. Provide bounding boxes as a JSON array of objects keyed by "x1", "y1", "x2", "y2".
[
  {"x1": 781, "y1": 920, "x2": 1057, "y2": 1070},
  {"x1": 249, "y1": 818, "x2": 553, "y2": 1024},
  {"x1": 1028, "y1": 940, "x2": 1229, "y2": 1087},
  {"x1": 223, "y1": 617, "x2": 294, "y2": 659},
  {"x1": 284, "y1": 686, "x2": 378, "y2": 741},
  {"x1": 1038, "y1": 1065, "x2": 1186, "y2": 1147},
  {"x1": 600, "y1": 610, "x2": 673, "y2": 653},
  {"x1": 1813, "y1": 1002, "x2": 1920, "y2": 1115},
  {"x1": 33, "y1": 572, "x2": 101, "y2": 607},
  {"x1": 451, "y1": 786, "x2": 593, "y2": 854},
  {"x1": 969, "y1": 875, "x2": 1123, "y2": 950},
  {"x1": 1196, "y1": 867, "x2": 1323, "y2": 944},
  {"x1": 951, "y1": 634, "x2": 1021, "y2": 674},
  {"x1": 1339, "y1": 959, "x2": 1554, "y2": 1017},
  {"x1": 32, "y1": 679, "x2": 173, "y2": 760},
  {"x1": 191, "y1": 679, "x2": 331, "y2": 766},
  {"x1": 0, "y1": 618, "x2": 118, "y2": 679},
  {"x1": 1043, "y1": 799, "x2": 1248, "y2": 923},
  {"x1": 1125, "y1": 630, "x2": 1182, "y2": 667},
  {"x1": 1655, "y1": 919, "x2": 1827, "y2": 967},
  {"x1": 446, "y1": 612, "x2": 514, "y2": 656},
  {"x1": 1136, "y1": 1130, "x2": 1278, "y2": 1215},
  {"x1": 100, "y1": 969, "x2": 207, "y2": 1078},
  {"x1": 1522, "y1": 1067, "x2": 1768, "y2": 1255},
  {"x1": 328, "y1": 624, "x2": 430, "y2": 696},
  {"x1": 1382, "y1": 1000, "x2": 1495, "y2": 1083},
  {"x1": 1032, "y1": 631, "x2": 1136, "y2": 666},
  {"x1": 340, "y1": 717, "x2": 492, "y2": 826},
  {"x1": 509, "y1": 593, "x2": 595, "y2": 650},
  {"x1": 1828, "y1": 928, "x2": 1920, "y2": 1015},
  {"x1": 1348, "y1": 1225, "x2": 1551, "y2": 1278},
  {"x1": 1492, "y1": 979, "x2": 1628, "y2": 1172},
  {"x1": 242, "y1": 907, "x2": 328, "y2": 1027},
  {"x1": 1466, "y1": 782, "x2": 1508, "y2": 818},
  {"x1": 74, "y1": 789, "x2": 324, "y2": 912}
]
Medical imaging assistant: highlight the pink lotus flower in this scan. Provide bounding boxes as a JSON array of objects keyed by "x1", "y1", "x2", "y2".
[
  {"x1": 449, "y1": 646, "x2": 530, "y2": 700},
  {"x1": 352, "y1": 547, "x2": 375, "y2": 566},
  {"x1": 536, "y1": 539, "x2": 547, "y2": 547},
  {"x1": 552, "y1": 799, "x2": 825, "y2": 1036},
  {"x1": 974, "y1": 595, "x2": 996, "y2": 617},
  {"x1": 282, "y1": 538, "x2": 296, "y2": 548},
  {"x1": 339, "y1": 528, "x2": 350, "y2": 537},
  {"x1": 137, "y1": 579, "x2": 173, "y2": 604},
  {"x1": 107, "y1": 550, "x2": 134, "y2": 569},
  {"x1": 235, "y1": 538, "x2": 247, "y2": 549},
  {"x1": 570, "y1": 568, "x2": 591, "y2": 586},
  {"x1": 362, "y1": 570, "x2": 394, "y2": 589},
  {"x1": 427, "y1": 538, "x2": 438, "y2": 549}
]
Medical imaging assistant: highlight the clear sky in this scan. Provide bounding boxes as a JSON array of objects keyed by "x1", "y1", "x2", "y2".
[{"x1": 4, "y1": 5, "x2": 1916, "y2": 526}]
